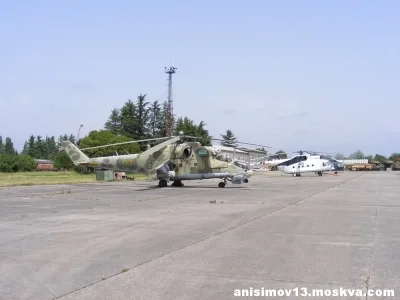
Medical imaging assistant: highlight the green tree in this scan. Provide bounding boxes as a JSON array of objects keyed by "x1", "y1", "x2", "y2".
[
  {"x1": 46, "y1": 136, "x2": 57, "y2": 160},
  {"x1": 120, "y1": 99, "x2": 137, "y2": 138},
  {"x1": 275, "y1": 150, "x2": 287, "y2": 159},
  {"x1": 68, "y1": 134, "x2": 75, "y2": 144},
  {"x1": 104, "y1": 108, "x2": 122, "y2": 135},
  {"x1": 22, "y1": 135, "x2": 57, "y2": 159},
  {"x1": 389, "y1": 152, "x2": 400, "y2": 162},
  {"x1": 54, "y1": 151, "x2": 75, "y2": 170},
  {"x1": 174, "y1": 117, "x2": 212, "y2": 146},
  {"x1": 27, "y1": 135, "x2": 36, "y2": 157},
  {"x1": 4, "y1": 137, "x2": 15, "y2": 155},
  {"x1": 0, "y1": 136, "x2": 4, "y2": 153},
  {"x1": 79, "y1": 130, "x2": 141, "y2": 157},
  {"x1": 57, "y1": 134, "x2": 75, "y2": 146},
  {"x1": 21, "y1": 141, "x2": 29, "y2": 155},
  {"x1": 17, "y1": 155, "x2": 36, "y2": 171},
  {"x1": 365, "y1": 155, "x2": 374, "y2": 162},
  {"x1": 349, "y1": 150, "x2": 365, "y2": 159},
  {"x1": 334, "y1": 153, "x2": 345, "y2": 160},
  {"x1": 0, "y1": 154, "x2": 18, "y2": 172},
  {"x1": 256, "y1": 147, "x2": 267, "y2": 153},
  {"x1": 374, "y1": 154, "x2": 387, "y2": 163},
  {"x1": 220, "y1": 130, "x2": 238, "y2": 148},
  {"x1": 196, "y1": 121, "x2": 212, "y2": 146},
  {"x1": 148, "y1": 100, "x2": 164, "y2": 137},
  {"x1": 134, "y1": 94, "x2": 151, "y2": 140},
  {"x1": 35, "y1": 136, "x2": 45, "y2": 158}
]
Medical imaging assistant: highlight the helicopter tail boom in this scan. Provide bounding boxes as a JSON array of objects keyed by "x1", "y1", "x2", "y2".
[{"x1": 59, "y1": 141, "x2": 90, "y2": 165}]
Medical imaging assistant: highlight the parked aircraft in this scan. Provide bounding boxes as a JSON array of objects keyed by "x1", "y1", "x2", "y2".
[
  {"x1": 264, "y1": 153, "x2": 291, "y2": 168},
  {"x1": 276, "y1": 151, "x2": 343, "y2": 176},
  {"x1": 59, "y1": 134, "x2": 265, "y2": 188}
]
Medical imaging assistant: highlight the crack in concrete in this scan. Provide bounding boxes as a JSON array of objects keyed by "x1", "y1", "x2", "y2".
[{"x1": 365, "y1": 205, "x2": 378, "y2": 300}]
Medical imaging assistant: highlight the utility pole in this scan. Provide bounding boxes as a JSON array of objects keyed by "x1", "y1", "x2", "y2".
[
  {"x1": 164, "y1": 66, "x2": 176, "y2": 137},
  {"x1": 76, "y1": 124, "x2": 83, "y2": 145}
]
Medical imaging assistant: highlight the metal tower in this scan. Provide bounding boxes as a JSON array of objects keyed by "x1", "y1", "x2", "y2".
[
  {"x1": 164, "y1": 66, "x2": 176, "y2": 136},
  {"x1": 76, "y1": 124, "x2": 83, "y2": 146}
]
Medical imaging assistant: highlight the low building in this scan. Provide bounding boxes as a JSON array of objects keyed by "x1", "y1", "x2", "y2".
[
  {"x1": 237, "y1": 147, "x2": 268, "y2": 164},
  {"x1": 33, "y1": 159, "x2": 54, "y2": 171},
  {"x1": 336, "y1": 159, "x2": 368, "y2": 165},
  {"x1": 212, "y1": 145, "x2": 248, "y2": 161},
  {"x1": 212, "y1": 145, "x2": 269, "y2": 164}
]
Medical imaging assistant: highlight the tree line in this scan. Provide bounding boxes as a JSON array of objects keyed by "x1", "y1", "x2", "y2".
[
  {"x1": 334, "y1": 150, "x2": 400, "y2": 163},
  {"x1": 102, "y1": 94, "x2": 212, "y2": 147},
  {"x1": 0, "y1": 94, "x2": 215, "y2": 172},
  {"x1": 80, "y1": 95, "x2": 213, "y2": 157},
  {"x1": 1, "y1": 93, "x2": 399, "y2": 172},
  {"x1": 0, "y1": 134, "x2": 77, "y2": 172}
]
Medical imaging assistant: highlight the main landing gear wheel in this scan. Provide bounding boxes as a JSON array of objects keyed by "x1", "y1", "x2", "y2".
[
  {"x1": 158, "y1": 179, "x2": 168, "y2": 187},
  {"x1": 293, "y1": 173, "x2": 301, "y2": 177},
  {"x1": 218, "y1": 178, "x2": 228, "y2": 188},
  {"x1": 317, "y1": 172, "x2": 323, "y2": 176},
  {"x1": 171, "y1": 180, "x2": 184, "y2": 187}
]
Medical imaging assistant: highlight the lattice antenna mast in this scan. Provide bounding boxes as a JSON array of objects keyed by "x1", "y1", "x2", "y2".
[{"x1": 164, "y1": 66, "x2": 176, "y2": 136}]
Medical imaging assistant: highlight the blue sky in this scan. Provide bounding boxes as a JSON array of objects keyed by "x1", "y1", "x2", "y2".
[{"x1": 1, "y1": 0, "x2": 399, "y2": 156}]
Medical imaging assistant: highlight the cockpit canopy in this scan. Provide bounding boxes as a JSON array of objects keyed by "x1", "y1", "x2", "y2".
[
  {"x1": 320, "y1": 155, "x2": 337, "y2": 162},
  {"x1": 277, "y1": 155, "x2": 307, "y2": 166},
  {"x1": 215, "y1": 153, "x2": 232, "y2": 162}
]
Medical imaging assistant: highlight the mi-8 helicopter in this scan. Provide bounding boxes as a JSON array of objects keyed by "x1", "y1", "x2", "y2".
[
  {"x1": 264, "y1": 153, "x2": 291, "y2": 169},
  {"x1": 275, "y1": 150, "x2": 344, "y2": 176},
  {"x1": 59, "y1": 133, "x2": 269, "y2": 188}
]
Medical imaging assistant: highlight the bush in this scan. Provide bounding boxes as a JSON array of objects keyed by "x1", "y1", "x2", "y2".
[
  {"x1": 0, "y1": 154, "x2": 19, "y2": 172},
  {"x1": 54, "y1": 151, "x2": 75, "y2": 170},
  {"x1": 17, "y1": 155, "x2": 36, "y2": 171}
]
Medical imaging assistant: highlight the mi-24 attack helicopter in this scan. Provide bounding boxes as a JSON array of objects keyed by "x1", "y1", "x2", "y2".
[
  {"x1": 59, "y1": 132, "x2": 270, "y2": 188},
  {"x1": 274, "y1": 150, "x2": 344, "y2": 177}
]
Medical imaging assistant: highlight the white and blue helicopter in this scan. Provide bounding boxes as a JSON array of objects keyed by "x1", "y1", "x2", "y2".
[{"x1": 275, "y1": 151, "x2": 344, "y2": 177}]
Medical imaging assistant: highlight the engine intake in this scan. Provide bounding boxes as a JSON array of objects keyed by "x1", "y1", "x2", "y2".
[
  {"x1": 183, "y1": 147, "x2": 192, "y2": 158},
  {"x1": 174, "y1": 144, "x2": 193, "y2": 159}
]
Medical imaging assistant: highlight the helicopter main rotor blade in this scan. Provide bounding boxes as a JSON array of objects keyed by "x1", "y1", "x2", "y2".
[
  {"x1": 80, "y1": 137, "x2": 171, "y2": 151},
  {"x1": 294, "y1": 150, "x2": 335, "y2": 156},
  {"x1": 181, "y1": 135, "x2": 271, "y2": 149},
  {"x1": 211, "y1": 138, "x2": 271, "y2": 149},
  {"x1": 267, "y1": 152, "x2": 289, "y2": 158}
]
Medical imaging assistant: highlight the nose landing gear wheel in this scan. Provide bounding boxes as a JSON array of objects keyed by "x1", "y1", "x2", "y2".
[{"x1": 218, "y1": 182, "x2": 226, "y2": 188}]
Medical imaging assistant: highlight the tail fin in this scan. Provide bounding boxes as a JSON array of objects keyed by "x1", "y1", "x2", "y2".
[{"x1": 59, "y1": 141, "x2": 90, "y2": 165}]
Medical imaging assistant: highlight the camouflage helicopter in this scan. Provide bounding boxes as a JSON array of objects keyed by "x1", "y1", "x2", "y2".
[{"x1": 59, "y1": 132, "x2": 269, "y2": 188}]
